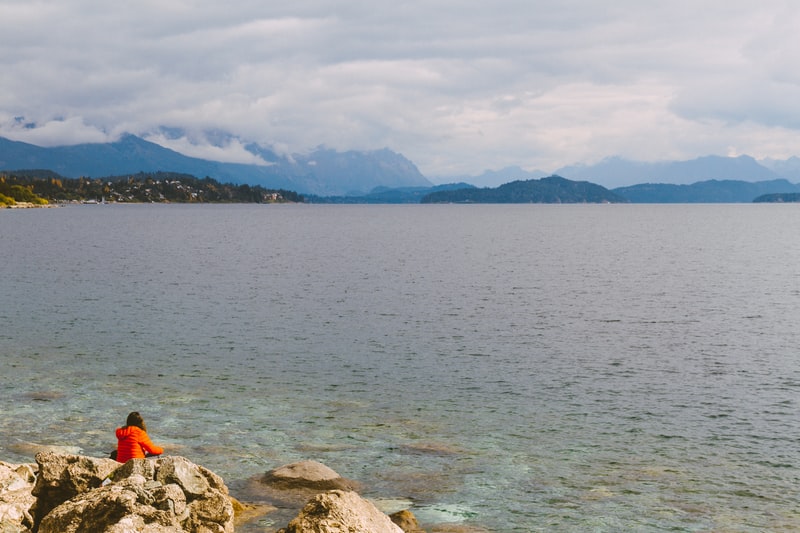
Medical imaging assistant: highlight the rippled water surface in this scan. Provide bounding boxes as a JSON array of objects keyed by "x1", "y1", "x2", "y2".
[{"x1": 2, "y1": 203, "x2": 800, "y2": 531}]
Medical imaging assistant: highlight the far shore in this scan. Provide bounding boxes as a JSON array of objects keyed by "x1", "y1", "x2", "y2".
[{"x1": 3, "y1": 202, "x2": 58, "y2": 209}]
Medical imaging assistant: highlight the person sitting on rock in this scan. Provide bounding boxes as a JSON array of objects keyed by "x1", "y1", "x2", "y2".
[{"x1": 114, "y1": 411, "x2": 164, "y2": 463}]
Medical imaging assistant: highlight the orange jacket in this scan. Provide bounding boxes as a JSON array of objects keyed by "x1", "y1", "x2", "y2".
[{"x1": 115, "y1": 426, "x2": 164, "y2": 463}]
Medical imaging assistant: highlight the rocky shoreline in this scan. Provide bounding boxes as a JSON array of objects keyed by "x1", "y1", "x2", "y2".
[
  {"x1": 2, "y1": 202, "x2": 58, "y2": 208},
  {"x1": 0, "y1": 453, "x2": 489, "y2": 532}
]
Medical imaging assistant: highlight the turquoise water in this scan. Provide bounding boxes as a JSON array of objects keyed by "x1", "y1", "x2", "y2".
[{"x1": 2, "y1": 204, "x2": 800, "y2": 531}]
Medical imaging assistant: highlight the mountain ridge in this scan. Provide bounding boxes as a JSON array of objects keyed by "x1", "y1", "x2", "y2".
[
  {"x1": 433, "y1": 155, "x2": 798, "y2": 189},
  {"x1": 612, "y1": 179, "x2": 800, "y2": 203},
  {"x1": 0, "y1": 134, "x2": 432, "y2": 196},
  {"x1": 421, "y1": 176, "x2": 628, "y2": 204},
  {"x1": 4, "y1": 134, "x2": 800, "y2": 201},
  {"x1": 553, "y1": 154, "x2": 780, "y2": 189}
]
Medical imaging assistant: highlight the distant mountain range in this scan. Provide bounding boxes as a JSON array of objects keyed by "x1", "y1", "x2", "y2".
[
  {"x1": 446, "y1": 155, "x2": 800, "y2": 190},
  {"x1": 3, "y1": 134, "x2": 800, "y2": 202},
  {"x1": 416, "y1": 176, "x2": 800, "y2": 204},
  {"x1": 444, "y1": 166, "x2": 549, "y2": 188},
  {"x1": 554, "y1": 155, "x2": 783, "y2": 189},
  {"x1": 0, "y1": 134, "x2": 432, "y2": 196},
  {"x1": 306, "y1": 183, "x2": 476, "y2": 204}
]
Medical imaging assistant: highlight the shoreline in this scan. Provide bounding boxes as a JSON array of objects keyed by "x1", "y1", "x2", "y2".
[
  {"x1": 3, "y1": 201, "x2": 58, "y2": 208},
  {"x1": 0, "y1": 453, "x2": 491, "y2": 533}
]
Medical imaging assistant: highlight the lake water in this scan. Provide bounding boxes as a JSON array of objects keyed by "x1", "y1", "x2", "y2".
[{"x1": 2, "y1": 203, "x2": 800, "y2": 531}]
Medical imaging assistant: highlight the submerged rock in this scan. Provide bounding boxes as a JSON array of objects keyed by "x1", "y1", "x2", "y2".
[
  {"x1": 7, "y1": 442, "x2": 83, "y2": 458},
  {"x1": 229, "y1": 496, "x2": 277, "y2": 529},
  {"x1": 427, "y1": 526, "x2": 493, "y2": 533},
  {"x1": 278, "y1": 490, "x2": 403, "y2": 533}
]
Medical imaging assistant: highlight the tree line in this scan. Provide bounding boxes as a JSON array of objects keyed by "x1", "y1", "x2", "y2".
[{"x1": 0, "y1": 170, "x2": 304, "y2": 205}]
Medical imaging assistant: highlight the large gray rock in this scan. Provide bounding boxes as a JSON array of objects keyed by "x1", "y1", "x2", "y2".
[
  {"x1": 0, "y1": 461, "x2": 37, "y2": 533},
  {"x1": 278, "y1": 490, "x2": 403, "y2": 533},
  {"x1": 30, "y1": 453, "x2": 234, "y2": 533}
]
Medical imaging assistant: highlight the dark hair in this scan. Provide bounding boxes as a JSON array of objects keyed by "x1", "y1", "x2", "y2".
[{"x1": 125, "y1": 411, "x2": 147, "y2": 432}]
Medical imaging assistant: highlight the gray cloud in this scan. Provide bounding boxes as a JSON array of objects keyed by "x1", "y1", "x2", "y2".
[{"x1": 1, "y1": 0, "x2": 799, "y2": 176}]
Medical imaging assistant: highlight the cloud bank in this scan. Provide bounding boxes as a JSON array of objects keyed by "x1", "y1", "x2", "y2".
[{"x1": 1, "y1": 0, "x2": 799, "y2": 177}]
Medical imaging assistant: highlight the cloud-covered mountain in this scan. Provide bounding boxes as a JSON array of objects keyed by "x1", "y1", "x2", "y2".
[
  {"x1": 434, "y1": 166, "x2": 549, "y2": 188},
  {"x1": 4, "y1": 132, "x2": 800, "y2": 201},
  {"x1": 759, "y1": 156, "x2": 800, "y2": 181},
  {"x1": 437, "y1": 155, "x2": 795, "y2": 190},
  {"x1": 0, "y1": 134, "x2": 432, "y2": 196},
  {"x1": 554, "y1": 155, "x2": 780, "y2": 189}
]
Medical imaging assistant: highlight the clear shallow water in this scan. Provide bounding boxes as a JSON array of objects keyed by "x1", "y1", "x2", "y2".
[{"x1": 2, "y1": 203, "x2": 800, "y2": 531}]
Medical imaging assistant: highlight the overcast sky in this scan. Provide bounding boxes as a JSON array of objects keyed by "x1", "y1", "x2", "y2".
[{"x1": 1, "y1": 1, "x2": 799, "y2": 178}]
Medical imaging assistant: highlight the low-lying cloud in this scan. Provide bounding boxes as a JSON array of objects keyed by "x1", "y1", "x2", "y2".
[{"x1": 1, "y1": 0, "x2": 799, "y2": 177}]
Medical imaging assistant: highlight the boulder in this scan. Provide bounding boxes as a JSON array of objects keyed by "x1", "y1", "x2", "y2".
[
  {"x1": 38, "y1": 476, "x2": 186, "y2": 533},
  {"x1": 154, "y1": 456, "x2": 216, "y2": 498},
  {"x1": 30, "y1": 453, "x2": 234, "y2": 533},
  {"x1": 251, "y1": 460, "x2": 360, "y2": 507},
  {"x1": 0, "y1": 461, "x2": 37, "y2": 532},
  {"x1": 29, "y1": 452, "x2": 120, "y2": 530},
  {"x1": 262, "y1": 460, "x2": 356, "y2": 491},
  {"x1": 278, "y1": 490, "x2": 403, "y2": 533}
]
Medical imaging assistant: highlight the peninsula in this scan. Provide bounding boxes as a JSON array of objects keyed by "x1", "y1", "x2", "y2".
[{"x1": 1, "y1": 170, "x2": 303, "y2": 206}]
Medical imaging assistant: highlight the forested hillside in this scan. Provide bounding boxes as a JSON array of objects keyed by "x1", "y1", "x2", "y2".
[
  {"x1": 0, "y1": 170, "x2": 303, "y2": 205},
  {"x1": 421, "y1": 176, "x2": 627, "y2": 203}
]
